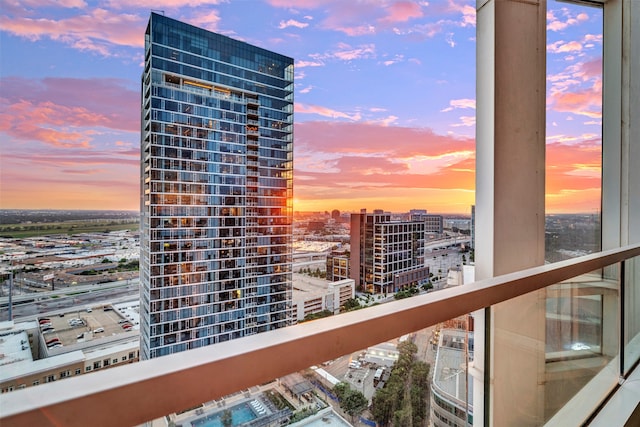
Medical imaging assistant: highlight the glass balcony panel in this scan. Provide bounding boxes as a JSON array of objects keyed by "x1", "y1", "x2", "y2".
[
  {"x1": 624, "y1": 255, "x2": 640, "y2": 374},
  {"x1": 544, "y1": 266, "x2": 620, "y2": 425}
]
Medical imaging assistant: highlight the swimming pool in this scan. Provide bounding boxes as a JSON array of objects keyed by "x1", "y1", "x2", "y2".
[{"x1": 191, "y1": 402, "x2": 258, "y2": 427}]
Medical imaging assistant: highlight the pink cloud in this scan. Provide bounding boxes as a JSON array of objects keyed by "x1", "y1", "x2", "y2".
[
  {"x1": 547, "y1": 8, "x2": 589, "y2": 32},
  {"x1": 296, "y1": 103, "x2": 362, "y2": 121},
  {"x1": 332, "y1": 42, "x2": 376, "y2": 60},
  {"x1": 1, "y1": 77, "x2": 139, "y2": 133},
  {"x1": 547, "y1": 59, "x2": 602, "y2": 119},
  {"x1": 107, "y1": 0, "x2": 224, "y2": 8},
  {"x1": 295, "y1": 120, "x2": 474, "y2": 160},
  {"x1": 380, "y1": 1, "x2": 424, "y2": 24},
  {"x1": 550, "y1": 88, "x2": 602, "y2": 119},
  {"x1": 548, "y1": 40, "x2": 583, "y2": 54},
  {"x1": 279, "y1": 19, "x2": 309, "y2": 29},
  {"x1": 441, "y1": 98, "x2": 475, "y2": 112},
  {"x1": 447, "y1": 0, "x2": 475, "y2": 28},
  {"x1": 0, "y1": 8, "x2": 144, "y2": 54},
  {"x1": 266, "y1": 0, "x2": 335, "y2": 7},
  {"x1": 6, "y1": 0, "x2": 87, "y2": 8},
  {"x1": 188, "y1": 10, "x2": 222, "y2": 31}
]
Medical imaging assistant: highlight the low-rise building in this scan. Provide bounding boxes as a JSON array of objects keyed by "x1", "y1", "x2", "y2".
[
  {"x1": 0, "y1": 301, "x2": 140, "y2": 393},
  {"x1": 291, "y1": 274, "x2": 354, "y2": 321}
]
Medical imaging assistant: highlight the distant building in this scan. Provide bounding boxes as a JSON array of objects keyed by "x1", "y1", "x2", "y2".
[
  {"x1": 326, "y1": 249, "x2": 350, "y2": 282},
  {"x1": 470, "y1": 205, "x2": 475, "y2": 250},
  {"x1": 307, "y1": 221, "x2": 326, "y2": 232},
  {"x1": 331, "y1": 210, "x2": 341, "y2": 221},
  {"x1": 350, "y1": 209, "x2": 430, "y2": 294},
  {"x1": 140, "y1": 13, "x2": 294, "y2": 359},
  {"x1": 409, "y1": 211, "x2": 444, "y2": 234}
]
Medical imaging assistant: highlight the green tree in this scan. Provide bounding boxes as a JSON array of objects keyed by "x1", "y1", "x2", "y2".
[
  {"x1": 221, "y1": 409, "x2": 232, "y2": 427},
  {"x1": 334, "y1": 382, "x2": 367, "y2": 422},
  {"x1": 333, "y1": 382, "x2": 350, "y2": 401},
  {"x1": 371, "y1": 387, "x2": 395, "y2": 426},
  {"x1": 371, "y1": 340, "x2": 430, "y2": 427},
  {"x1": 342, "y1": 298, "x2": 361, "y2": 311},
  {"x1": 342, "y1": 389, "x2": 368, "y2": 421}
]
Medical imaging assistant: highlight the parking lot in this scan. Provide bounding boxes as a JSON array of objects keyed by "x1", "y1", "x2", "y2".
[{"x1": 38, "y1": 305, "x2": 136, "y2": 349}]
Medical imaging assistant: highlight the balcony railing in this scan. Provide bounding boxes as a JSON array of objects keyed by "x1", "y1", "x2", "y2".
[{"x1": 2, "y1": 244, "x2": 639, "y2": 427}]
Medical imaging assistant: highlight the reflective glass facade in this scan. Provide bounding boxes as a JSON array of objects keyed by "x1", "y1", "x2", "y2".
[{"x1": 140, "y1": 13, "x2": 294, "y2": 359}]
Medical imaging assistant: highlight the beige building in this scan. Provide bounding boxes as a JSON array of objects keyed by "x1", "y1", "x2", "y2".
[
  {"x1": 291, "y1": 274, "x2": 354, "y2": 321},
  {"x1": 0, "y1": 302, "x2": 140, "y2": 394}
]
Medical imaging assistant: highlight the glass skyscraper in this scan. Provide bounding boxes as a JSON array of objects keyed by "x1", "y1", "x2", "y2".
[{"x1": 140, "y1": 13, "x2": 294, "y2": 359}]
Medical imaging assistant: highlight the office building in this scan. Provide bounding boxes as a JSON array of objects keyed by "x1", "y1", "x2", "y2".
[
  {"x1": 409, "y1": 210, "x2": 444, "y2": 234},
  {"x1": 326, "y1": 249, "x2": 350, "y2": 282},
  {"x1": 350, "y1": 209, "x2": 430, "y2": 294},
  {"x1": 140, "y1": 13, "x2": 294, "y2": 359}
]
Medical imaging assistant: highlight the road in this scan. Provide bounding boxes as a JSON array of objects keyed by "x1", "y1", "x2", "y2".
[{"x1": 2, "y1": 281, "x2": 139, "y2": 320}]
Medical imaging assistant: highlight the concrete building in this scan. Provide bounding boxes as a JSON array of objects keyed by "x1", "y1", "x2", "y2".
[
  {"x1": 431, "y1": 329, "x2": 473, "y2": 427},
  {"x1": 350, "y1": 209, "x2": 430, "y2": 294},
  {"x1": 291, "y1": 274, "x2": 354, "y2": 322},
  {"x1": 140, "y1": 13, "x2": 294, "y2": 359},
  {"x1": 0, "y1": 305, "x2": 140, "y2": 393}
]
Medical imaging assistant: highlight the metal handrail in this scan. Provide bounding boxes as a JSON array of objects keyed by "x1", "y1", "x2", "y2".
[{"x1": 2, "y1": 244, "x2": 639, "y2": 427}]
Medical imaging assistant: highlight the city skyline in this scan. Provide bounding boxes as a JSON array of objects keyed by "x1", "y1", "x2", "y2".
[{"x1": 1, "y1": 1, "x2": 603, "y2": 214}]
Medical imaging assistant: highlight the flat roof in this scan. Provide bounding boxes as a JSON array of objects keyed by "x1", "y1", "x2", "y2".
[
  {"x1": 292, "y1": 273, "x2": 331, "y2": 303},
  {"x1": 39, "y1": 300, "x2": 139, "y2": 351},
  {"x1": 432, "y1": 330, "x2": 474, "y2": 408},
  {"x1": 0, "y1": 330, "x2": 33, "y2": 368},
  {"x1": 364, "y1": 342, "x2": 399, "y2": 367},
  {"x1": 0, "y1": 350, "x2": 84, "y2": 383}
]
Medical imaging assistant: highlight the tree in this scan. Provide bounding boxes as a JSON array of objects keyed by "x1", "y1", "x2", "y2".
[
  {"x1": 221, "y1": 409, "x2": 232, "y2": 427},
  {"x1": 333, "y1": 382, "x2": 350, "y2": 401},
  {"x1": 342, "y1": 298, "x2": 361, "y2": 311},
  {"x1": 342, "y1": 389, "x2": 368, "y2": 421},
  {"x1": 333, "y1": 382, "x2": 368, "y2": 422},
  {"x1": 372, "y1": 387, "x2": 395, "y2": 426},
  {"x1": 371, "y1": 340, "x2": 430, "y2": 427}
]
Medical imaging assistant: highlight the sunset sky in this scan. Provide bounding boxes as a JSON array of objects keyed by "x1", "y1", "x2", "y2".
[{"x1": 0, "y1": 0, "x2": 603, "y2": 214}]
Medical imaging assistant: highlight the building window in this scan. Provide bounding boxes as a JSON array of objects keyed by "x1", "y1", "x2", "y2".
[
  {"x1": 75, "y1": 369, "x2": 81, "y2": 375},
  {"x1": 60, "y1": 371, "x2": 70, "y2": 379},
  {"x1": 104, "y1": 359, "x2": 110, "y2": 367},
  {"x1": 122, "y1": 356, "x2": 127, "y2": 362},
  {"x1": 86, "y1": 367, "x2": 92, "y2": 372},
  {"x1": 112, "y1": 359, "x2": 118, "y2": 364},
  {"x1": 45, "y1": 375, "x2": 55, "y2": 383},
  {"x1": 129, "y1": 352, "x2": 135, "y2": 359},
  {"x1": 33, "y1": 380, "x2": 39, "y2": 386},
  {"x1": 93, "y1": 361, "x2": 101, "y2": 369}
]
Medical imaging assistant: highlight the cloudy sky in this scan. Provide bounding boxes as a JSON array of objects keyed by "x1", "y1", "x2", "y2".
[{"x1": 0, "y1": 0, "x2": 603, "y2": 214}]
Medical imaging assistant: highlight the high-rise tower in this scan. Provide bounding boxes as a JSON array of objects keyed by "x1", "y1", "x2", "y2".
[{"x1": 140, "y1": 13, "x2": 294, "y2": 359}]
